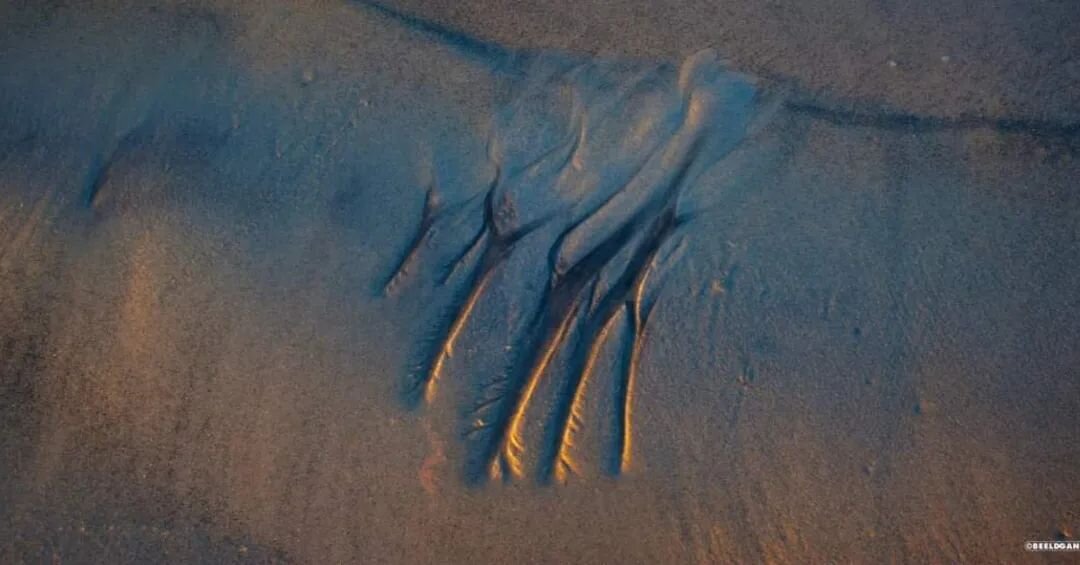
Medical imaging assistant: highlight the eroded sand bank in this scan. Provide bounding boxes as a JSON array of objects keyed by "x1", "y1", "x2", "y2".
[{"x1": 1, "y1": 2, "x2": 1078, "y2": 562}]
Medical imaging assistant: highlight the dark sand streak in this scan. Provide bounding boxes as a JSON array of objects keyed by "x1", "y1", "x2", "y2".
[
  {"x1": 469, "y1": 137, "x2": 704, "y2": 483},
  {"x1": 540, "y1": 207, "x2": 683, "y2": 482},
  {"x1": 403, "y1": 178, "x2": 553, "y2": 409}
]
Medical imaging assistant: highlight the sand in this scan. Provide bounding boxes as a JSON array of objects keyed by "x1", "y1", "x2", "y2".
[
  {"x1": 379, "y1": 0, "x2": 1080, "y2": 123},
  {"x1": 1, "y1": 1, "x2": 1078, "y2": 563}
]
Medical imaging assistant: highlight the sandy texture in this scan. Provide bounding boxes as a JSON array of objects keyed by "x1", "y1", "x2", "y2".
[
  {"x1": 381, "y1": 0, "x2": 1080, "y2": 124},
  {"x1": 1, "y1": 1, "x2": 1078, "y2": 563}
]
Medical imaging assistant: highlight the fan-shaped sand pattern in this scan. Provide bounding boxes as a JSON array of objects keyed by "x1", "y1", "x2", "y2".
[{"x1": 385, "y1": 49, "x2": 769, "y2": 484}]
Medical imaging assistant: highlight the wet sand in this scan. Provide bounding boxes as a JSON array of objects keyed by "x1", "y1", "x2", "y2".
[
  {"x1": 1, "y1": 1, "x2": 1078, "y2": 563},
  {"x1": 381, "y1": 0, "x2": 1080, "y2": 123}
]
